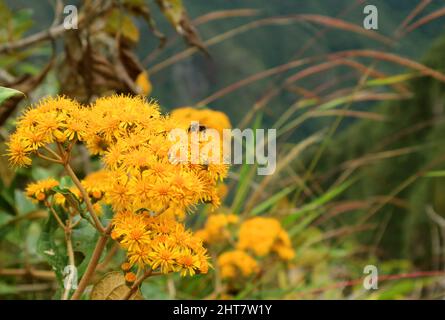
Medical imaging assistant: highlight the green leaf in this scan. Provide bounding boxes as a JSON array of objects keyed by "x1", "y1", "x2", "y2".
[
  {"x1": 52, "y1": 185, "x2": 82, "y2": 213},
  {"x1": 231, "y1": 163, "x2": 257, "y2": 213},
  {"x1": 71, "y1": 219, "x2": 100, "y2": 276},
  {"x1": 31, "y1": 167, "x2": 54, "y2": 181},
  {"x1": 283, "y1": 178, "x2": 356, "y2": 227},
  {"x1": 288, "y1": 210, "x2": 322, "y2": 238},
  {"x1": 0, "y1": 282, "x2": 17, "y2": 295},
  {"x1": 423, "y1": 170, "x2": 445, "y2": 178},
  {"x1": 14, "y1": 189, "x2": 37, "y2": 215},
  {"x1": 59, "y1": 176, "x2": 74, "y2": 189},
  {"x1": 231, "y1": 113, "x2": 263, "y2": 213},
  {"x1": 0, "y1": 223, "x2": 15, "y2": 241},
  {"x1": 0, "y1": 179, "x2": 16, "y2": 215},
  {"x1": 365, "y1": 73, "x2": 417, "y2": 87},
  {"x1": 156, "y1": 0, "x2": 184, "y2": 29},
  {"x1": 374, "y1": 280, "x2": 417, "y2": 300},
  {"x1": 140, "y1": 277, "x2": 170, "y2": 299},
  {"x1": 250, "y1": 186, "x2": 294, "y2": 216},
  {"x1": 0, "y1": 86, "x2": 24, "y2": 105},
  {"x1": 37, "y1": 214, "x2": 67, "y2": 285}
]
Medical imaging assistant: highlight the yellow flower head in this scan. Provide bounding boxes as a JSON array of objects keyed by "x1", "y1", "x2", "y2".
[
  {"x1": 121, "y1": 262, "x2": 132, "y2": 272},
  {"x1": 217, "y1": 250, "x2": 258, "y2": 279},
  {"x1": 125, "y1": 272, "x2": 137, "y2": 283},
  {"x1": 7, "y1": 96, "x2": 85, "y2": 167},
  {"x1": 6, "y1": 136, "x2": 32, "y2": 167},
  {"x1": 114, "y1": 211, "x2": 209, "y2": 276},
  {"x1": 237, "y1": 217, "x2": 295, "y2": 260},
  {"x1": 25, "y1": 178, "x2": 59, "y2": 202},
  {"x1": 171, "y1": 107, "x2": 231, "y2": 134},
  {"x1": 81, "y1": 170, "x2": 110, "y2": 201},
  {"x1": 195, "y1": 213, "x2": 238, "y2": 244}
]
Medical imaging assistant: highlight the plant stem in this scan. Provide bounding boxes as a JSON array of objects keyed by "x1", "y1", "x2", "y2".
[
  {"x1": 64, "y1": 163, "x2": 106, "y2": 234},
  {"x1": 123, "y1": 269, "x2": 153, "y2": 300},
  {"x1": 62, "y1": 218, "x2": 75, "y2": 300},
  {"x1": 70, "y1": 224, "x2": 112, "y2": 300},
  {"x1": 0, "y1": 268, "x2": 55, "y2": 280},
  {"x1": 97, "y1": 243, "x2": 119, "y2": 271},
  {"x1": 44, "y1": 201, "x2": 66, "y2": 230},
  {"x1": 43, "y1": 145, "x2": 62, "y2": 160},
  {"x1": 36, "y1": 151, "x2": 63, "y2": 164}
]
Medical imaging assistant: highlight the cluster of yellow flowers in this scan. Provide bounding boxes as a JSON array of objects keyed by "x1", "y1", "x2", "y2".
[
  {"x1": 196, "y1": 214, "x2": 295, "y2": 279},
  {"x1": 112, "y1": 211, "x2": 209, "y2": 276},
  {"x1": 25, "y1": 176, "x2": 107, "y2": 219},
  {"x1": 7, "y1": 97, "x2": 85, "y2": 167},
  {"x1": 217, "y1": 250, "x2": 259, "y2": 279},
  {"x1": 237, "y1": 217, "x2": 295, "y2": 260},
  {"x1": 195, "y1": 213, "x2": 238, "y2": 243},
  {"x1": 80, "y1": 170, "x2": 110, "y2": 201},
  {"x1": 171, "y1": 107, "x2": 231, "y2": 135},
  {"x1": 111, "y1": 211, "x2": 209, "y2": 276},
  {"x1": 8, "y1": 95, "x2": 231, "y2": 277},
  {"x1": 25, "y1": 178, "x2": 59, "y2": 202}
]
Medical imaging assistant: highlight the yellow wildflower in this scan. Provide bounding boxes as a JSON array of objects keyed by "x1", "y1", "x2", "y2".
[
  {"x1": 148, "y1": 242, "x2": 180, "y2": 274},
  {"x1": 237, "y1": 217, "x2": 295, "y2": 260},
  {"x1": 6, "y1": 137, "x2": 32, "y2": 167},
  {"x1": 171, "y1": 107, "x2": 231, "y2": 134},
  {"x1": 125, "y1": 272, "x2": 137, "y2": 283},
  {"x1": 217, "y1": 250, "x2": 258, "y2": 279},
  {"x1": 196, "y1": 213, "x2": 238, "y2": 244},
  {"x1": 25, "y1": 178, "x2": 59, "y2": 202}
]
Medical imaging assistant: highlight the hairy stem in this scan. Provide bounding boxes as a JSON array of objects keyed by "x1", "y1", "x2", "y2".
[
  {"x1": 43, "y1": 145, "x2": 62, "y2": 160},
  {"x1": 62, "y1": 218, "x2": 75, "y2": 300},
  {"x1": 44, "y1": 201, "x2": 66, "y2": 230},
  {"x1": 36, "y1": 151, "x2": 63, "y2": 164},
  {"x1": 64, "y1": 163, "x2": 105, "y2": 233}
]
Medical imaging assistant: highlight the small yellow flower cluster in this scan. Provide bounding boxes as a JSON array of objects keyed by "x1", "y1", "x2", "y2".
[
  {"x1": 124, "y1": 272, "x2": 137, "y2": 283},
  {"x1": 217, "y1": 250, "x2": 259, "y2": 279},
  {"x1": 26, "y1": 172, "x2": 107, "y2": 214},
  {"x1": 195, "y1": 213, "x2": 238, "y2": 244},
  {"x1": 25, "y1": 178, "x2": 59, "y2": 202},
  {"x1": 198, "y1": 215, "x2": 295, "y2": 280},
  {"x1": 7, "y1": 97, "x2": 86, "y2": 167},
  {"x1": 80, "y1": 170, "x2": 110, "y2": 201},
  {"x1": 237, "y1": 217, "x2": 295, "y2": 260},
  {"x1": 171, "y1": 107, "x2": 231, "y2": 135},
  {"x1": 112, "y1": 211, "x2": 209, "y2": 276}
]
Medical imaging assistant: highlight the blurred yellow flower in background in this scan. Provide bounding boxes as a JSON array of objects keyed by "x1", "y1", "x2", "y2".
[
  {"x1": 195, "y1": 213, "x2": 238, "y2": 244},
  {"x1": 217, "y1": 250, "x2": 259, "y2": 279},
  {"x1": 171, "y1": 106, "x2": 231, "y2": 134},
  {"x1": 237, "y1": 217, "x2": 295, "y2": 260}
]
